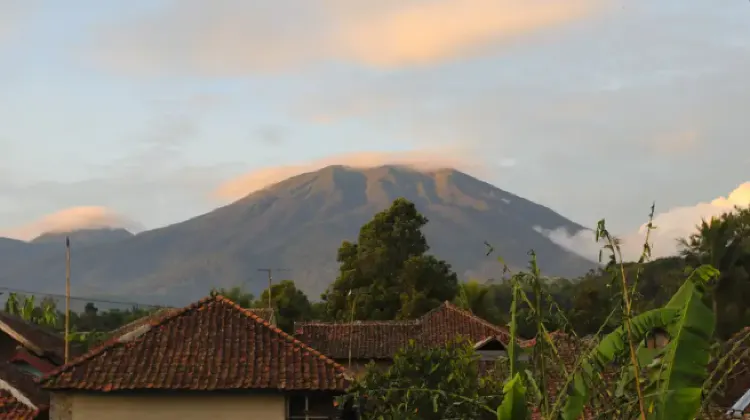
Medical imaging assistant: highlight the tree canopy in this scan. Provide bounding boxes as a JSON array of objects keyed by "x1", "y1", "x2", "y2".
[
  {"x1": 321, "y1": 198, "x2": 459, "y2": 321},
  {"x1": 341, "y1": 339, "x2": 503, "y2": 420},
  {"x1": 255, "y1": 279, "x2": 312, "y2": 333}
]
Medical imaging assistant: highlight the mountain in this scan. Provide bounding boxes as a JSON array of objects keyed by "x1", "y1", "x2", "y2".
[
  {"x1": 31, "y1": 228, "x2": 134, "y2": 247},
  {"x1": 0, "y1": 165, "x2": 597, "y2": 306},
  {"x1": 0, "y1": 237, "x2": 54, "y2": 268}
]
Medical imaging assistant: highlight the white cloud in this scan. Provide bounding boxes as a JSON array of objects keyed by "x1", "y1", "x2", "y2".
[
  {"x1": 89, "y1": 0, "x2": 606, "y2": 76},
  {"x1": 1, "y1": 206, "x2": 142, "y2": 241},
  {"x1": 536, "y1": 182, "x2": 750, "y2": 263},
  {"x1": 213, "y1": 148, "x2": 502, "y2": 201}
]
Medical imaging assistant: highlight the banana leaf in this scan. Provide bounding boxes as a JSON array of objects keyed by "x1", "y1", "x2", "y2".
[
  {"x1": 560, "y1": 308, "x2": 679, "y2": 420},
  {"x1": 496, "y1": 373, "x2": 528, "y2": 420},
  {"x1": 560, "y1": 265, "x2": 718, "y2": 420},
  {"x1": 644, "y1": 265, "x2": 716, "y2": 420}
]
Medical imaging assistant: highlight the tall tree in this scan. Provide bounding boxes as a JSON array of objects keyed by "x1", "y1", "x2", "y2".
[
  {"x1": 255, "y1": 280, "x2": 312, "y2": 333},
  {"x1": 679, "y1": 209, "x2": 749, "y2": 337},
  {"x1": 322, "y1": 198, "x2": 458, "y2": 321}
]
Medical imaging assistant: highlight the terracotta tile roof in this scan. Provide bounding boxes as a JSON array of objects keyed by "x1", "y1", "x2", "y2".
[
  {"x1": 39, "y1": 295, "x2": 350, "y2": 392},
  {"x1": 294, "y1": 321, "x2": 420, "y2": 359},
  {"x1": 247, "y1": 307, "x2": 276, "y2": 323},
  {"x1": 0, "y1": 388, "x2": 40, "y2": 419},
  {"x1": 295, "y1": 302, "x2": 516, "y2": 360},
  {"x1": 0, "y1": 312, "x2": 82, "y2": 365},
  {"x1": 0, "y1": 362, "x2": 48, "y2": 408},
  {"x1": 528, "y1": 331, "x2": 615, "y2": 420},
  {"x1": 109, "y1": 307, "x2": 277, "y2": 340},
  {"x1": 107, "y1": 307, "x2": 181, "y2": 339},
  {"x1": 420, "y1": 302, "x2": 510, "y2": 346}
]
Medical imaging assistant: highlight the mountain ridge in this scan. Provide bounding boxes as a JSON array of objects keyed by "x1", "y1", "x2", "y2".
[{"x1": 0, "y1": 165, "x2": 597, "y2": 305}]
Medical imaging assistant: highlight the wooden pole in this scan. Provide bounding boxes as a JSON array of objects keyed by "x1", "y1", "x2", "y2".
[
  {"x1": 257, "y1": 268, "x2": 290, "y2": 310},
  {"x1": 65, "y1": 236, "x2": 71, "y2": 364},
  {"x1": 348, "y1": 290, "x2": 355, "y2": 370}
]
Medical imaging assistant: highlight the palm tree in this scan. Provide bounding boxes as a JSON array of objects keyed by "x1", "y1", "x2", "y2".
[
  {"x1": 678, "y1": 211, "x2": 747, "y2": 336},
  {"x1": 455, "y1": 280, "x2": 502, "y2": 324}
]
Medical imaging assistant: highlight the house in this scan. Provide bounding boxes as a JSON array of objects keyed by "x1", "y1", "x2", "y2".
[
  {"x1": 0, "y1": 361, "x2": 50, "y2": 419},
  {"x1": 0, "y1": 311, "x2": 82, "y2": 419},
  {"x1": 0, "y1": 312, "x2": 81, "y2": 376},
  {"x1": 294, "y1": 301, "x2": 528, "y2": 376},
  {"x1": 39, "y1": 295, "x2": 352, "y2": 420}
]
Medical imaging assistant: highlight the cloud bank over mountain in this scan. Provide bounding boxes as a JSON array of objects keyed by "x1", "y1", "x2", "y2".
[
  {"x1": 213, "y1": 149, "x2": 502, "y2": 201},
  {"x1": 1, "y1": 206, "x2": 141, "y2": 241},
  {"x1": 537, "y1": 182, "x2": 750, "y2": 262}
]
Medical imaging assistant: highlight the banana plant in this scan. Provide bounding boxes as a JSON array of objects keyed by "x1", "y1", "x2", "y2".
[
  {"x1": 4, "y1": 292, "x2": 20, "y2": 315},
  {"x1": 20, "y1": 295, "x2": 35, "y2": 322},
  {"x1": 560, "y1": 265, "x2": 718, "y2": 420},
  {"x1": 40, "y1": 299, "x2": 58, "y2": 327},
  {"x1": 496, "y1": 272, "x2": 529, "y2": 420}
]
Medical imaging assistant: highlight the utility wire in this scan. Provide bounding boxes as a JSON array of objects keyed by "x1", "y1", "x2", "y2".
[{"x1": 0, "y1": 286, "x2": 168, "y2": 309}]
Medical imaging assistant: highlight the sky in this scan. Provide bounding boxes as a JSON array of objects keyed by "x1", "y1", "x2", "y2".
[{"x1": 0, "y1": 0, "x2": 748, "y2": 262}]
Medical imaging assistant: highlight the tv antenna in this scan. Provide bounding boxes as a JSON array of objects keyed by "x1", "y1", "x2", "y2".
[{"x1": 257, "y1": 268, "x2": 291, "y2": 309}]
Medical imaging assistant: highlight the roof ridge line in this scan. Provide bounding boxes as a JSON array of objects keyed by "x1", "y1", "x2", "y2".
[
  {"x1": 213, "y1": 296, "x2": 349, "y2": 376},
  {"x1": 438, "y1": 301, "x2": 510, "y2": 337},
  {"x1": 38, "y1": 294, "x2": 219, "y2": 386}
]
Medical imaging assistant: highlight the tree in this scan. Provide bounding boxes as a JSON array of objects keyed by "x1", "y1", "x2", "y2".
[
  {"x1": 213, "y1": 287, "x2": 255, "y2": 308},
  {"x1": 340, "y1": 339, "x2": 503, "y2": 420},
  {"x1": 84, "y1": 302, "x2": 98, "y2": 317},
  {"x1": 454, "y1": 280, "x2": 502, "y2": 325},
  {"x1": 322, "y1": 198, "x2": 458, "y2": 320},
  {"x1": 255, "y1": 280, "x2": 312, "y2": 333},
  {"x1": 679, "y1": 209, "x2": 749, "y2": 337}
]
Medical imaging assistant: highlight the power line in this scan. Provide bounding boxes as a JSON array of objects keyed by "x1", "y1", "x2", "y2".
[{"x1": 0, "y1": 286, "x2": 167, "y2": 309}]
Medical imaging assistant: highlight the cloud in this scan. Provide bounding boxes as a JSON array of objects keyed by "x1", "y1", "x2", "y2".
[
  {"x1": 213, "y1": 148, "x2": 502, "y2": 201},
  {"x1": 90, "y1": 0, "x2": 606, "y2": 76},
  {"x1": 2, "y1": 206, "x2": 143, "y2": 241},
  {"x1": 287, "y1": 0, "x2": 750, "y2": 231},
  {"x1": 536, "y1": 182, "x2": 750, "y2": 263}
]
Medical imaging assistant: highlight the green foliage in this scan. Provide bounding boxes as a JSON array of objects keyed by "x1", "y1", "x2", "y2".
[
  {"x1": 213, "y1": 286, "x2": 255, "y2": 308},
  {"x1": 322, "y1": 198, "x2": 459, "y2": 321},
  {"x1": 3, "y1": 201, "x2": 748, "y2": 419},
  {"x1": 495, "y1": 374, "x2": 527, "y2": 420},
  {"x1": 678, "y1": 207, "x2": 750, "y2": 338},
  {"x1": 341, "y1": 339, "x2": 503, "y2": 420},
  {"x1": 4, "y1": 293, "x2": 58, "y2": 328},
  {"x1": 559, "y1": 266, "x2": 718, "y2": 420},
  {"x1": 255, "y1": 280, "x2": 312, "y2": 333},
  {"x1": 398, "y1": 204, "x2": 747, "y2": 420},
  {"x1": 455, "y1": 280, "x2": 503, "y2": 325}
]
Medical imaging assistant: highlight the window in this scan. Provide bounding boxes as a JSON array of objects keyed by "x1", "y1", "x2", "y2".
[
  {"x1": 474, "y1": 336, "x2": 508, "y2": 361},
  {"x1": 287, "y1": 395, "x2": 340, "y2": 420}
]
